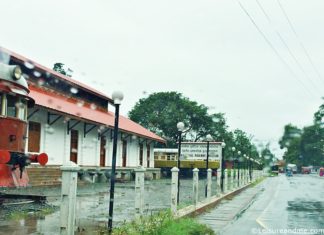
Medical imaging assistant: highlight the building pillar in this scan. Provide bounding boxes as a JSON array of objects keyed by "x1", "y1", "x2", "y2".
[
  {"x1": 171, "y1": 167, "x2": 179, "y2": 215},
  {"x1": 60, "y1": 161, "x2": 80, "y2": 235},
  {"x1": 134, "y1": 166, "x2": 145, "y2": 218},
  {"x1": 193, "y1": 168, "x2": 199, "y2": 205},
  {"x1": 207, "y1": 169, "x2": 212, "y2": 198}
]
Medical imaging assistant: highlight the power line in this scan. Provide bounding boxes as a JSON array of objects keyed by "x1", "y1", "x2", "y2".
[
  {"x1": 277, "y1": 0, "x2": 324, "y2": 87},
  {"x1": 255, "y1": 0, "x2": 322, "y2": 95},
  {"x1": 237, "y1": 1, "x2": 315, "y2": 98}
]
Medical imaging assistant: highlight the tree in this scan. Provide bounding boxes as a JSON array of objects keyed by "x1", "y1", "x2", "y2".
[
  {"x1": 279, "y1": 124, "x2": 302, "y2": 149},
  {"x1": 128, "y1": 92, "x2": 227, "y2": 147}
]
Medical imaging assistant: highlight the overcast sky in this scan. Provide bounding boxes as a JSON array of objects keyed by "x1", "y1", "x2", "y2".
[{"x1": 1, "y1": 0, "x2": 323, "y2": 157}]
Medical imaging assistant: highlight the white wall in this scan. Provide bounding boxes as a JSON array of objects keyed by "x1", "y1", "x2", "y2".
[{"x1": 27, "y1": 107, "x2": 157, "y2": 168}]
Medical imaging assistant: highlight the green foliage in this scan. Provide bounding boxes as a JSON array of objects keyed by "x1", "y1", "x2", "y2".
[
  {"x1": 128, "y1": 92, "x2": 228, "y2": 147},
  {"x1": 279, "y1": 101, "x2": 324, "y2": 167},
  {"x1": 111, "y1": 211, "x2": 215, "y2": 235}
]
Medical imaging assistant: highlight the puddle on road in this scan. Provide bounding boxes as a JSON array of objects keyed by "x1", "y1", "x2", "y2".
[{"x1": 287, "y1": 200, "x2": 324, "y2": 230}]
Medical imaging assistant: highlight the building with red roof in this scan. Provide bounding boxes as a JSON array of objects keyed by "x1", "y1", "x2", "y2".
[{"x1": 0, "y1": 47, "x2": 165, "y2": 175}]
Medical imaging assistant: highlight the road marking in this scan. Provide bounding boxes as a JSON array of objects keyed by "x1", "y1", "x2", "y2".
[
  {"x1": 256, "y1": 218, "x2": 268, "y2": 229},
  {"x1": 255, "y1": 176, "x2": 281, "y2": 229}
]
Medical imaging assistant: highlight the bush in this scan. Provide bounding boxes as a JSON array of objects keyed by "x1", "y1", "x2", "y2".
[{"x1": 111, "y1": 211, "x2": 215, "y2": 235}]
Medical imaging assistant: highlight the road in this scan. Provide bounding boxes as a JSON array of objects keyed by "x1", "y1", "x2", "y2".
[{"x1": 199, "y1": 174, "x2": 324, "y2": 235}]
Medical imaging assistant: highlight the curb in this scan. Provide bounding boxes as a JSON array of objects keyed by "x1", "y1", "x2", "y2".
[{"x1": 175, "y1": 177, "x2": 265, "y2": 219}]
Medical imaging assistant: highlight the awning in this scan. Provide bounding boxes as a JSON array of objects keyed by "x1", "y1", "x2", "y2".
[{"x1": 29, "y1": 86, "x2": 165, "y2": 143}]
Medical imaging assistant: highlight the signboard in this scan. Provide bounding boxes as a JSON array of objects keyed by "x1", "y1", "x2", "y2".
[{"x1": 180, "y1": 142, "x2": 222, "y2": 160}]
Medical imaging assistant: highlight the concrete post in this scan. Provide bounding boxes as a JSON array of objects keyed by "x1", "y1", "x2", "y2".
[
  {"x1": 224, "y1": 169, "x2": 228, "y2": 193},
  {"x1": 193, "y1": 168, "x2": 199, "y2": 205},
  {"x1": 242, "y1": 169, "x2": 246, "y2": 186},
  {"x1": 171, "y1": 167, "x2": 179, "y2": 215},
  {"x1": 134, "y1": 166, "x2": 146, "y2": 218},
  {"x1": 60, "y1": 161, "x2": 80, "y2": 235},
  {"x1": 216, "y1": 168, "x2": 221, "y2": 196},
  {"x1": 207, "y1": 169, "x2": 212, "y2": 198}
]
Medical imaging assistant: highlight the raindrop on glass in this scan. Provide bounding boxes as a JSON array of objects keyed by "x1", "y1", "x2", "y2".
[
  {"x1": 24, "y1": 61, "x2": 35, "y2": 69},
  {"x1": 37, "y1": 79, "x2": 45, "y2": 86},
  {"x1": 76, "y1": 101, "x2": 84, "y2": 107},
  {"x1": 33, "y1": 71, "x2": 42, "y2": 77},
  {"x1": 70, "y1": 87, "x2": 78, "y2": 94}
]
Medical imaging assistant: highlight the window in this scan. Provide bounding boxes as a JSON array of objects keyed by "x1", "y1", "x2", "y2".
[
  {"x1": 28, "y1": 122, "x2": 41, "y2": 152},
  {"x1": 17, "y1": 99, "x2": 27, "y2": 120},
  {"x1": 6, "y1": 95, "x2": 17, "y2": 118},
  {"x1": 139, "y1": 143, "x2": 143, "y2": 166}
]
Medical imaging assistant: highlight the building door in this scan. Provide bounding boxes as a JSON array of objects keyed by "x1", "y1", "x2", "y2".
[
  {"x1": 139, "y1": 143, "x2": 143, "y2": 166},
  {"x1": 147, "y1": 143, "x2": 150, "y2": 168},
  {"x1": 28, "y1": 122, "x2": 41, "y2": 152},
  {"x1": 70, "y1": 130, "x2": 78, "y2": 164},
  {"x1": 122, "y1": 140, "x2": 127, "y2": 167},
  {"x1": 100, "y1": 136, "x2": 106, "y2": 167}
]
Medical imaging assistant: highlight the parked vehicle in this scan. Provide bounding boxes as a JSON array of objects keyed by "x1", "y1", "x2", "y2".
[
  {"x1": 301, "y1": 167, "x2": 311, "y2": 174},
  {"x1": 287, "y1": 164, "x2": 297, "y2": 174}
]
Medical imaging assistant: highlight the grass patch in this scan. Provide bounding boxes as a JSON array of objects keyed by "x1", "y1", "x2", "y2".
[
  {"x1": 109, "y1": 211, "x2": 215, "y2": 235},
  {"x1": 6, "y1": 204, "x2": 57, "y2": 220},
  {"x1": 250, "y1": 177, "x2": 265, "y2": 187}
]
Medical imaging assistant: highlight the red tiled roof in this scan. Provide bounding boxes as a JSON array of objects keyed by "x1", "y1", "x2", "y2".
[
  {"x1": 29, "y1": 86, "x2": 165, "y2": 143},
  {"x1": 0, "y1": 47, "x2": 113, "y2": 103}
]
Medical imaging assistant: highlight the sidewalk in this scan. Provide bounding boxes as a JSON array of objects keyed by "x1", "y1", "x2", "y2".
[{"x1": 197, "y1": 178, "x2": 267, "y2": 234}]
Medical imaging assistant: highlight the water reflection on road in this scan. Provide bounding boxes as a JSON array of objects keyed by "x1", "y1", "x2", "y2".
[{"x1": 221, "y1": 174, "x2": 324, "y2": 235}]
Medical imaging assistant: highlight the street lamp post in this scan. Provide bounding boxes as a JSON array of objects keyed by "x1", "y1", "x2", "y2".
[
  {"x1": 220, "y1": 142, "x2": 226, "y2": 192},
  {"x1": 237, "y1": 150, "x2": 241, "y2": 187},
  {"x1": 177, "y1": 121, "x2": 185, "y2": 204},
  {"x1": 205, "y1": 134, "x2": 213, "y2": 197},
  {"x1": 108, "y1": 91, "x2": 124, "y2": 233}
]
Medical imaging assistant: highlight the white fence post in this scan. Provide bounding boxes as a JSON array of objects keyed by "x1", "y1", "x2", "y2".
[
  {"x1": 216, "y1": 168, "x2": 221, "y2": 196},
  {"x1": 207, "y1": 169, "x2": 212, "y2": 198},
  {"x1": 193, "y1": 168, "x2": 199, "y2": 205},
  {"x1": 134, "y1": 166, "x2": 146, "y2": 218},
  {"x1": 60, "y1": 161, "x2": 80, "y2": 235},
  {"x1": 171, "y1": 167, "x2": 179, "y2": 215},
  {"x1": 232, "y1": 169, "x2": 236, "y2": 190},
  {"x1": 224, "y1": 169, "x2": 228, "y2": 193}
]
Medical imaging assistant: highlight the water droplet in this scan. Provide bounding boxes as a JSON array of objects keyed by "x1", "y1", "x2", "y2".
[
  {"x1": 33, "y1": 71, "x2": 42, "y2": 77},
  {"x1": 90, "y1": 103, "x2": 97, "y2": 110},
  {"x1": 37, "y1": 79, "x2": 45, "y2": 86},
  {"x1": 24, "y1": 61, "x2": 34, "y2": 69},
  {"x1": 76, "y1": 101, "x2": 84, "y2": 107},
  {"x1": 54, "y1": 78, "x2": 59, "y2": 83},
  {"x1": 70, "y1": 87, "x2": 78, "y2": 94}
]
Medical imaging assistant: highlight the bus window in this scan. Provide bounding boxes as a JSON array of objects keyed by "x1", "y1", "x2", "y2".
[
  {"x1": 7, "y1": 95, "x2": 17, "y2": 118},
  {"x1": 17, "y1": 99, "x2": 27, "y2": 120},
  {"x1": 0, "y1": 94, "x2": 5, "y2": 116}
]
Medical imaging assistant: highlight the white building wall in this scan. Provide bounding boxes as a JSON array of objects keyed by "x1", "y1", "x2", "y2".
[
  {"x1": 79, "y1": 127, "x2": 99, "y2": 166},
  {"x1": 27, "y1": 108, "x2": 159, "y2": 168},
  {"x1": 128, "y1": 138, "x2": 139, "y2": 167}
]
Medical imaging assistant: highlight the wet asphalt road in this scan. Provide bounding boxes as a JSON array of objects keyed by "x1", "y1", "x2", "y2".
[{"x1": 218, "y1": 174, "x2": 324, "y2": 235}]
